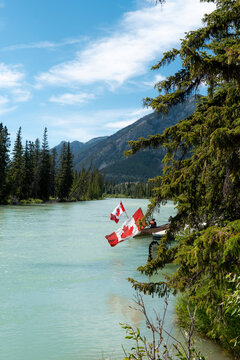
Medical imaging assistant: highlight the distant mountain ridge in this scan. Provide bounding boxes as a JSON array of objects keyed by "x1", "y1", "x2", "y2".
[
  {"x1": 53, "y1": 96, "x2": 197, "y2": 182},
  {"x1": 53, "y1": 136, "x2": 108, "y2": 159}
]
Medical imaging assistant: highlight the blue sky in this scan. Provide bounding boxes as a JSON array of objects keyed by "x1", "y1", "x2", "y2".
[{"x1": 0, "y1": 0, "x2": 215, "y2": 147}]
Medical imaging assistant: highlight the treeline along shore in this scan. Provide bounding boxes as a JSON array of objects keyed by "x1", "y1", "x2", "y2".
[{"x1": 0, "y1": 124, "x2": 154, "y2": 205}]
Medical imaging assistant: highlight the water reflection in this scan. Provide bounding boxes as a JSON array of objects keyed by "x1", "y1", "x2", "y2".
[{"x1": 107, "y1": 293, "x2": 143, "y2": 327}]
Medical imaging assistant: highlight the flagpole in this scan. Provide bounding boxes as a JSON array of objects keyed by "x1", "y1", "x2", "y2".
[{"x1": 122, "y1": 201, "x2": 129, "y2": 218}]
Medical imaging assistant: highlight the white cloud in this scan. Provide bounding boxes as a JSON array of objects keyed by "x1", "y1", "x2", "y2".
[
  {"x1": 41, "y1": 112, "x2": 102, "y2": 142},
  {"x1": 106, "y1": 119, "x2": 141, "y2": 129},
  {"x1": 40, "y1": 106, "x2": 153, "y2": 142},
  {"x1": 35, "y1": 0, "x2": 215, "y2": 89},
  {"x1": 0, "y1": 63, "x2": 31, "y2": 108},
  {"x1": 3, "y1": 38, "x2": 85, "y2": 51},
  {"x1": 11, "y1": 88, "x2": 31, "y2": 102},
  {"x1": 104, "y1": 107, "x2": 152, "y2": 129},
  {"x1": 52, "y1": 127, "x2": 97, "y2": 143},
  {"x1": 49, "y1": 92, "x2": 95, "y2": 105},
  {"x1": 0, "y1": 104, "x2": 16, "y2": 115},
  {"x1": 0, "y1": 89, "x2": 19, "y2": 115},
  {"x1": 143, "y1": 73, "x2": 166, "y2": 87},
  {"x1": 0, "y1": 63, "x2": 24, "y2": 88}
]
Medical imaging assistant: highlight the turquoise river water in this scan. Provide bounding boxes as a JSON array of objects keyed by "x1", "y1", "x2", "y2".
[{"x1": 0, "y1": 199, "x2": 232, "y2": 360}]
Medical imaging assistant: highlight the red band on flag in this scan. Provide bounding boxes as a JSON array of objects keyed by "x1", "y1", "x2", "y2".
[
  {"x1": 132, "y1": 208, "x2": 144, "y2": 230},
  {"x1": 105, "y1": 232, "x2": 119, "y2": 247},
  {"x1": 110, "y1": 214, "x2": 119, "y2": 223},
  {"x1": 110, "y1": 202, "x2": 125, "y2": 223}
]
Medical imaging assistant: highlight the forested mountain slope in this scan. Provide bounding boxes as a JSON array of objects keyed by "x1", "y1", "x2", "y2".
[{"x1": 55, "y1": 96, "x2": 197, "y2": 182}]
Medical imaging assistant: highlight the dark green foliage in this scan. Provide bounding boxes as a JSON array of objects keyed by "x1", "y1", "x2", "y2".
[
  {"x1": 126, "y1": 0, "x2": 240, "y2": 355},
  {"x1": 31, "y1": 138, "x2": 41, "y2": 199},
  {"x1": 0, "y1": 123, "x2": 10, "y2": 203},
  {"x1": 9, "y1": 127, "x2": 24, "y2": 200},
  {"x1": 104, "y1": 181, "x2": 154, "y2": 198},
  {"x1": 101, "y1": 150, "x2": 165, "y2": 183},
  {"x1": 39, "y1": 128, "x2": 51, "y2": 201},
  {"x1": 127, "y1": 87, "x2": 240, "y2": 229},
  {"x1": 86, "y1": 168, "x2": 103, "y2": 199},
  {"x1": 70, "y1": 164, "x2": 104, "y2": 201},
  {"x1": 56, "y1": 142, "x2": 73, "y2": 200},
  {"x1": 0, "y1": 125, "x2": 103, "y2": 204},
  {"x1": 126, "y1": 0, "x2": 240, "y2": 230},
  {"x1": 71, "y1": 166, "x2": 89, "y2": 201},
  {"x1": 176, "y1": 291, "x2": 240, "y2": 356},
  {"x1": 22, "y1": 141, "x2": 35, "y2": 199},
  {"x1": 131, "y1": 221, "x2": 240, "y2": 355},
  {"x1": 125, "y1": 0, "x2": 240, "y2": 231},
  {"x1": 50, "y1": 147, "x2": 57, "y2": 198}
]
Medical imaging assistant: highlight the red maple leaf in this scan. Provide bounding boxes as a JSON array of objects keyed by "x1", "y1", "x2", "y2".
[
  {"x1": 116, "y1": 208, "x2": 120, "y2": 217},
  {"x1": 121, "y1": 225, "x2": 134, "y2": 239}
]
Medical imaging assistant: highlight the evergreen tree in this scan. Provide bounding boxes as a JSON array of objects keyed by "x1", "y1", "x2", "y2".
[
  {"x1": 70, "y1": 165, "x2": 104, "y2": 201},
  {"x1": 71, "y1": 165, "x2": 89, "y2": 200},
  {"x1": 22, "y1": 141, "x2": 35, "y2": 199},
  {"x1": 0, "y1": 123, "x2": 10, "y2": 203},
  {"x1": 86, "y1": 168, "x2": 104, "y2": 200},
  {"x1": 39, "y1": 128, "x2": 51, "y2": 201},
  {"x1": 50, "y1": 147, "x2": 57, "y2": 198},
  {"x1": 127, "y1": 0, "x2": 240, "y2": 227},
  {"x1": 70, "y1": 170, "x2": 81, "y2": 200},
  {"x1": 9, "y1": 127, "x2": 24, "y2": 200},
  {"x1": 56, "y1": 142, "x2": 73, "y2": 200},
  {"x1": 32, "y1": 138, "x2": 41, "y2": 199},
  {"x1": 126, "y1": 0, "x2": 240, "y2": 354},
  {"x1": 65, "y1": 142, "x2": 74, "y2": 195}
]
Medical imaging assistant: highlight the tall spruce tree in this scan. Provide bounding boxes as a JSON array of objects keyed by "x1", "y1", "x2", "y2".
[
  {"x1": 86, "y1": 167, "x2": 104, "y2": 200},
  {"x1": 126, "y1": 0, "x2": 240, "y2": 354},
  {"x1": 9, "y1": 127, "x2": 24, "y2": 200},
  {"x1": 56, "y1": 142, "x2": 73, "y2": 200},
  {"x1": 32, "y1": 138, "x2": 41, "y2": 199},
  {"x1": 50, "y1": 147, "x2": 57, "y2": 198},
  {"x1": 127, "y1": 0, "x2": 240, "y2": 228},
  {"x1": 0, "y1": 123, "x2": 10, "y2": 203},
  {"x1": 22, "y1": 141, "x2": 35, "y2": 199},
  {"x1": 65, "y1": 142, "x2": 74, "y2": 196},
  {"x1": 39, "y1": 128, "x2": 51, "y2": 201},
  {"x1": 70, "y1": 166, "x2": 89, "y2": 200}
]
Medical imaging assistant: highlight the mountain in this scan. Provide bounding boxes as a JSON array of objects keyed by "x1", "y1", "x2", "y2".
[
  {"x1": 54, "y1": 140, "x2": 84, "y2": 155},
  {"x1": 53, "y1": 136, "x2": 108, "y2": 160},
  {"x1": 54, "y1": 96, "x2": 197, "y2": 182}
]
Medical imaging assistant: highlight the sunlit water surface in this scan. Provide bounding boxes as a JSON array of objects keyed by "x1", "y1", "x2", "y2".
[{"x1": 0, "y1": 199, "x2": 232, "y2": 359}]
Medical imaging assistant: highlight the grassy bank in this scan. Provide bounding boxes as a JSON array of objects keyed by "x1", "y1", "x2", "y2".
[
  {"x1": 176, "y1": 294, "x2": 240, "y2": 357},
  {"x1": 173, "y1": 220, "x2": 240, "y2": 358}
]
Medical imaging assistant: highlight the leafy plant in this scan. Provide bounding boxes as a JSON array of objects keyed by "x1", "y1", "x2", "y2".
[{"x1": 121, "y1": 294, "x2": 206, "y2": 360}]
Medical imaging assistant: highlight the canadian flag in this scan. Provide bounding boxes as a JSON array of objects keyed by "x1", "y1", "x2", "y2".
[
  {"x1": 110, "y1": 202, "x2": 125, "y2": 223},
  {"x1": 106, "y1": 208, "x2": 144, "y2": 247}
]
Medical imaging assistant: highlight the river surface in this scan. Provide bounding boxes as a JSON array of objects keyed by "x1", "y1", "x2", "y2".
[{"x1": 0, "y1": 199, "x2": 232, "y2": 360}]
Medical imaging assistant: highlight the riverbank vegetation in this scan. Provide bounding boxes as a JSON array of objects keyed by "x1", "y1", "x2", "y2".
[
  {"x1": 126, "y1": 0, "x2": 240, "y2": 357},
  {"x1": 0, "y1": 125, "x2": 105, "y2": 204},
  {"x1": 103, "y1": 181, "x2": 155, "y2": 199},
  {"x1": 0, "y1": 124, "x2": 154, "y2": 204}
]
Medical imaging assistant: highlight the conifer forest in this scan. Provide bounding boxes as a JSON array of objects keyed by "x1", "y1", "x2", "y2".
[
  {"x1": 0, "y1": 125, "x2": 152, "y2": 204},
  {"x1": 126, "y1": 0, "x2": 240, "y2": 357},
  {"x1": 0, "y1": 125, "x2": 105, "y2": 203}
]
